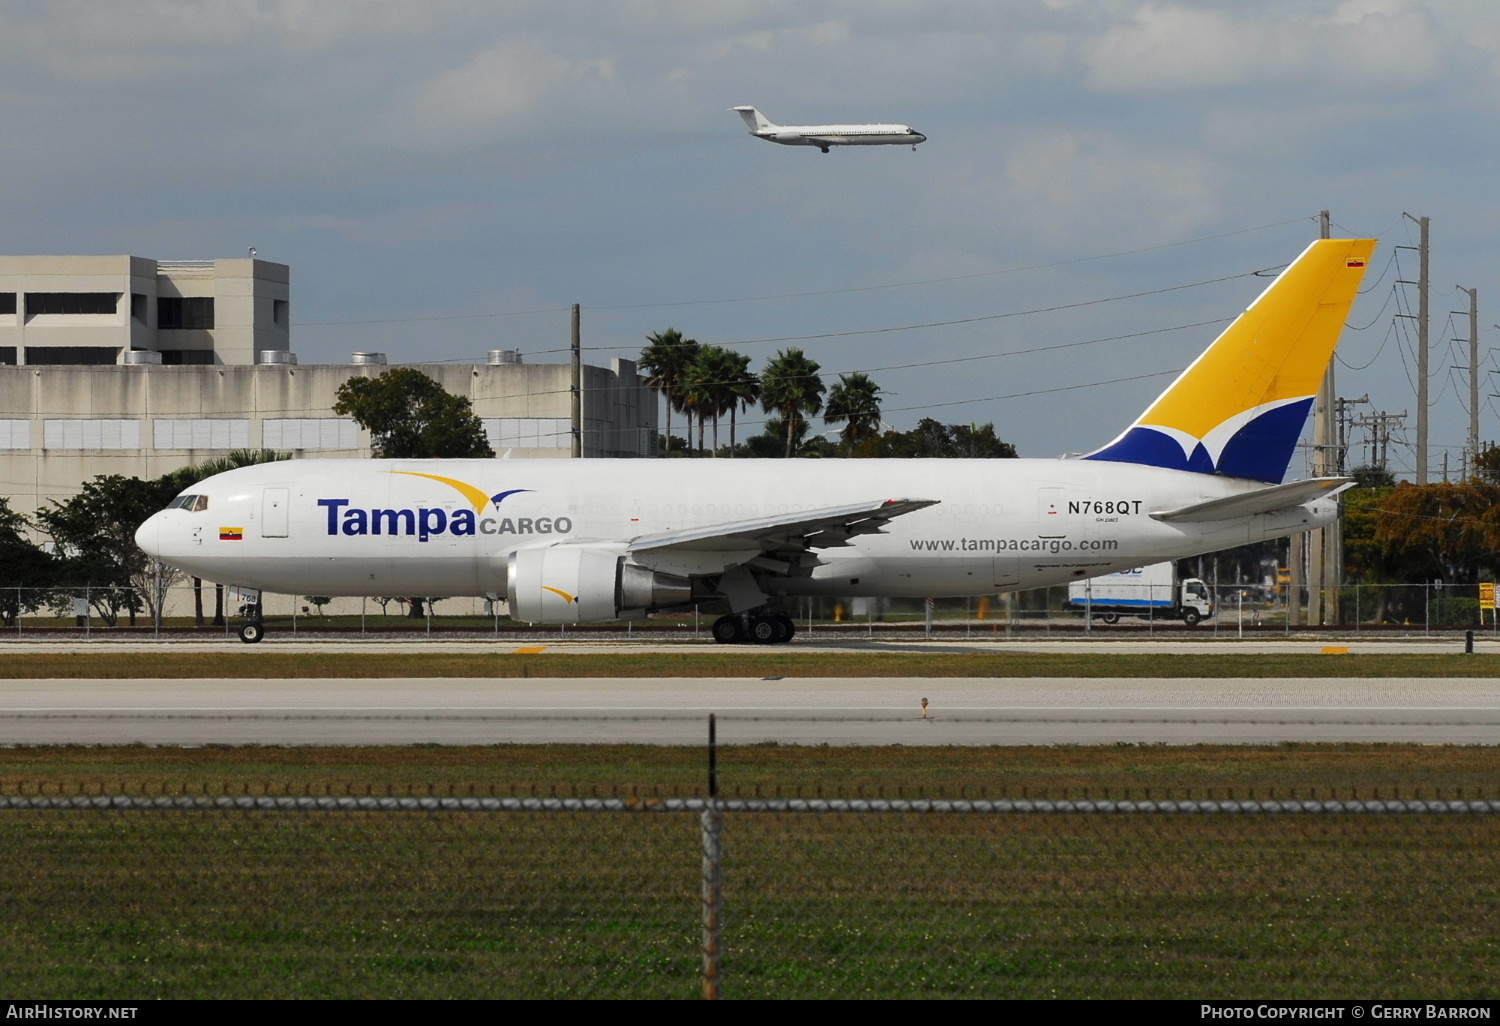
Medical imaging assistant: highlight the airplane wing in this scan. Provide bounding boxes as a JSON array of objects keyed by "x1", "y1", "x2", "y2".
[
  {"x1": 626, "y1": 497, "x2": 938, "y2": 576},
  {"x1": 1149, "y1": 478, "x2": 1353, "y2": 523}
]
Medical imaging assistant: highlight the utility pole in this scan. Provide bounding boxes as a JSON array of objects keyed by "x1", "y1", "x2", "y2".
[
  {"x1": 1460, "y1": 287, "x2": 1479, "y2": 468},
  {"x1": 1355, "y1": 410, "x2": 1407, "y2": 473},
  {"x1": 1335, "y1": 395, "x2": 1369, "y2": 475},
  {"x1": 1398, "y1": 214, "x2": 1430, "y2": 483},
  {"x1": 571, "y1": 303, "x2": 582, "y2": 459},
  {"x1": 1308, "y1": 211, "x2": 1336, "y2": 624}
]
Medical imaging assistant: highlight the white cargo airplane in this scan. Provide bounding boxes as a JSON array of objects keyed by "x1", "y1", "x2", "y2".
[
  {"x1": 137, "y1": 238, "x2": 1374, "y2": 644},
  {"x1": 731, "y1": 106, "x2": 926, "y2": 152}
]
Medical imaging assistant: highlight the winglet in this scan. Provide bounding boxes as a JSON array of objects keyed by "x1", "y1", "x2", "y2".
[{"x1": 1083, "y1": 238, "x2": 1376, "y2": 483}]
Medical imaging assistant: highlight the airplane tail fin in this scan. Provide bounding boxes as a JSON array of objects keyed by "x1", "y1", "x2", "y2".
[
  {"x1": 1083, "y1": 237, "x2": 1376, "y2": 484},
  {"x1": 731, "y1": 106, "x2": 776, "y2": 133}
]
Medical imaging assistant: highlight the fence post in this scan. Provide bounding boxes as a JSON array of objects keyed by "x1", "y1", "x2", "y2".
[
  {"x1": 701, "y1": 802, "x2": 723, "y2": 1000},
  {"x1": 701, "y1": 713, "x2": 722, "y2": 1000}
]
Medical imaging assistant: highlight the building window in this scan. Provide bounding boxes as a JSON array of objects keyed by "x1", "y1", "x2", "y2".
[
  {"x1": 159, "y1": 350, "x2": 216, "y2": 365},
  {"x1": 263, "y1": 419, "x2": 359, "y2": 450},
  {"x1": 131, "y1": 293, "x2": 147, "y2": 322},
  {"x1": 43, "y1": 419, "x2": 141, "y2": 450},
  {"x1": 483, "y1": 418, "x2": 571, "y2": 450},
  {"x1": 153, "y1": 419, "x2": 250, "y2": 450},
  {"x1": 273, "y1": 299, "x2": 288, "y2": 327},
  {"x1": 0, "y1": 420, "x2": 30, "y2": 450},
  {"x1": 23, "y1": 347, "x2": 118, "y2": 365},
  {"x1": 0, "y1": 294, "x2": 15, "y2": 315},
  {"x1": 157, "y1": 296, "x2": 215, "y2": 330},
  {"x1": 0, "y1": 348, "x2": 14, "y2": 366},
  {"x1": 25, "y1": 293, "x2": 118, "y2": 315}
]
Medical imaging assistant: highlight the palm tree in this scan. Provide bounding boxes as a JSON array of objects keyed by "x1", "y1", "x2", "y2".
[
  {"x1": 689, "y1": 346, "x2": 745, "y2": 456},
  {"x1": 677, "y1": 355, "x2": 714, "y2": 456},
  {"x1": 824, "y1": 372, "x2": 884, "y2": 455},
  {"x1": 724, "y1": 349, "x2": 759, "y2": 456},
  {"x1": 759, "y1": 347, "x2": 826, "y2": 458},
  {"x1": 639, "y1": 328, "x2": 701, "y2": 456}
]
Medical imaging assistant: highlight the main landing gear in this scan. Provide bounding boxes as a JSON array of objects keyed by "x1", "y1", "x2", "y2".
[
  {"x1": 237, "y1": 602, "x2": 264, "y2": 644},
  {"x1": 711, "y1": 612, "x2": 797, "y2": 645}
]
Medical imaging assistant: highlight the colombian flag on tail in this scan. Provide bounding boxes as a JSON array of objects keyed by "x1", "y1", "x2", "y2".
[{"x1": 1084, "y1": 237, "x2": 1376, "y2": 484}]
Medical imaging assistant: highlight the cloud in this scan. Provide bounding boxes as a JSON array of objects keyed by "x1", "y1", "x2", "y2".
[
  {"x1": 389, "y1": 37, "x2": 616, "y2": 146},
  {"x1": 1081, "y1": 0, "x2": 1441, "y2": 93},
  {"x1": 999, "y1": 130, "x2": 1219, "y2": 249}
]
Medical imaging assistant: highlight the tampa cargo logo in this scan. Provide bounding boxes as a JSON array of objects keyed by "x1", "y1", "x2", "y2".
[{"x1": 317, "y1": 471, "x2": 573, "y2": 542}]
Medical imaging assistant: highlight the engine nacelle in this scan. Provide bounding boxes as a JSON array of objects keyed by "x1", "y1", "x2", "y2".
[{"x1": 506, "y1": 546, "x2": 692, "y2": 623}]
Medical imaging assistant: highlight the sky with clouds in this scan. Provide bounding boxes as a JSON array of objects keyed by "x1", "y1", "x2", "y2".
[{"x1": 3, "y1": 0, "x2": 1498, "y2": 472}]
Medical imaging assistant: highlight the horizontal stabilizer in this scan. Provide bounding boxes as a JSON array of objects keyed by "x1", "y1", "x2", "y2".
[{"x1": 1149, "y1": 478, "x2": 1352, "y2": 523}]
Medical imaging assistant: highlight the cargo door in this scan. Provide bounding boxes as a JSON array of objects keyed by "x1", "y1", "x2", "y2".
[
  {"x1": 1037, "y1": 488, "x2": 1066, "y2": 538},
  {"x1": 262, "y1": 488, "x2": 289, "y2": 538}
]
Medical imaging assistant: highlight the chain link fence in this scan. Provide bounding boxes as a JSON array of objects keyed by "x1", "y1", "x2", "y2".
[
  {"x1": 1, "y1": 784, "x2": 1496, "y2": 998},
  {"x1": 2, "y1": 582, "x2": 1498, "y2": 640}
]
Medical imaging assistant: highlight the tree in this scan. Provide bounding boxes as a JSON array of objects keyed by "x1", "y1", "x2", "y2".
[
  {"x1": 676, "y1": 351, "x2": 713, "y2": 455},
  {"x1": 639, "y1": 329, "x2": 701, "y2": 457},
  {"x1": 823, "y1": 372, "x2": 884, "y2": 455},
  {"x1": 0, "y1": 498, "x2": 62, "y2": 626},
  {"x1": 1349, "y1": 464, "x2": 1396, "y2": 489},
  {"x1": 35, "y1": 474, "x2": 178, "y2": 625},
  {"x1": 854, "y1": 419, "x2": 1019, "y2": 459},
  {"x1": 333, "y1": 368, "x2": 494, "y2": 459},
  {"x1": 1474, "y1": 444, "x2": 1500, "y2": 485},
  {"x1": 686, "y1": 345, "x2": 746, "y2": 456},
  {"x1": 722, "y1": 349, "x2": 759, "y2": 455},
  {"x1": 759, "y1": 348, "x2": 826, "y2": 458},
  {"x1": 1373, "y1": 481, "x2": 1500, "y2": 586}
]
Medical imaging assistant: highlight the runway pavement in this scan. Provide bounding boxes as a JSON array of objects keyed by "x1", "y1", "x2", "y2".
[{"x1": 0, "y1": 675, "x2": 1495, "y2": 745}]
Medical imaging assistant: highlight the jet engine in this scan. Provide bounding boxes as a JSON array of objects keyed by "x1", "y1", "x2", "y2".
[{"x1": 506, "y1": 545, "x2": 693, "y2": 624}]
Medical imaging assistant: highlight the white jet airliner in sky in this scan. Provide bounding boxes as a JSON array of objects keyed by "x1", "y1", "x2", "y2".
[
  {"x1": 731, "y1": 106, "x2": 926, "y2": 152},
  {"x1": 137, "y1": 238, "x2": 1374, "y2": 644}
]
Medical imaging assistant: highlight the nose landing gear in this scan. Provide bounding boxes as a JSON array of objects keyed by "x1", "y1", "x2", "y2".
[{"x1": 237, "y1": 602, "x2": 264, "y2": 644}]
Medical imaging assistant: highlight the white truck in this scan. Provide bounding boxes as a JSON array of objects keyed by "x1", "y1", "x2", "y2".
[{"x1": 1067, "y1": 563, "x2": 1215, "y2": 627}]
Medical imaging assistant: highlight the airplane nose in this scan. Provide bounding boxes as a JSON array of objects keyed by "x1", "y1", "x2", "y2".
[
  {"x1": 135, "y1": 512, "x2": 164, "y2": 558},
  {"x1": 913, "y1": 133, "x2": 927, "y2": 144}
]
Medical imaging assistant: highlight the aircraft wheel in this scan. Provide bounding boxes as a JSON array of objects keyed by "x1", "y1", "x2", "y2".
[
  {"x1": 711, "y1": 616, "x2": 743, "y2": 644},
  {"x1": 820, "y1": 146, "x2": 829, "y2": 154},
  {"x1": 749, "y1": 616, "x2": 779, "y2": 644},
  {"x1": 238, "y1": 621, "x2": 265, "y2": 645},
  {"x1": 775, "y1": 614, "x2": 796, "y2": 642},
  {"x1": 1100, "y1": 614, "x2": 1119, "y2": 625},
  {"x1": 1182, "y1": 610, "x2": 1202, "y2": 627}
]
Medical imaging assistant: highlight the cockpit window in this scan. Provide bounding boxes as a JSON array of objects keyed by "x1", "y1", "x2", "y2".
[{"x1": 167, "y1": 494, "x2": 209, "y2": 512}]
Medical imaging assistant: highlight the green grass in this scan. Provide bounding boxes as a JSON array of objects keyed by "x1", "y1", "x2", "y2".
[
  {"x1": 4, "y1": 650, "x2": 1500, "y2": 679},
  {"x1": 0, "y1": 745, "x2": 1496, "y2": 998}
]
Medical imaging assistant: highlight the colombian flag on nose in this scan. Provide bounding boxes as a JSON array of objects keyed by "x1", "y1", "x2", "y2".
[{"x1": 219, "y1": 527, "x2": 243, "y2": 541}]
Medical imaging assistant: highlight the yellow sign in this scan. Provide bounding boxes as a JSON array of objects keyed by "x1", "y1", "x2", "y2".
[{"x1": 1481, "y1": 583, "x2": 1495, "y2": 611}]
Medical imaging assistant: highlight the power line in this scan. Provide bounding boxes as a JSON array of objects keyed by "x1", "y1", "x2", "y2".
[
  {"x1": 296, "y1": 216, "x2": 1310, "y2": 329},
  {"x1": 532, "y1": 266, "x2": 1269, "y2": 357}
]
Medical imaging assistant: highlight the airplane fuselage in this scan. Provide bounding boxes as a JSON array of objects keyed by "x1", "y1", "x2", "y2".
[
  {"x1": 139, "y1": 456, "x2": 1331, "y2": 600},
  {"x1": 756, "y1": 124, "x2": 926, "y2": 149}
]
